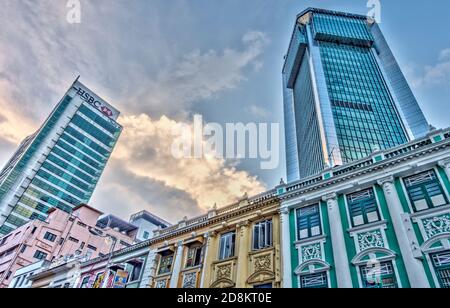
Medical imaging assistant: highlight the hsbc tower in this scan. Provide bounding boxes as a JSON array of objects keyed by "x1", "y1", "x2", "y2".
[{"x1": 0, "y1": 78, "x2": 122, "y2": 236}]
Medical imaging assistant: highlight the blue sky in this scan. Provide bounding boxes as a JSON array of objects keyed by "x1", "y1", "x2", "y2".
[{"x1": 0, "y1": 0, "x2": 449, "y2": 222}]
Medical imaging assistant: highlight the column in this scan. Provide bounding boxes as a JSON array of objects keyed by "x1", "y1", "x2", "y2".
[
  {"x1": 142, "y1": 250, "x2": 158, "y2": 288},
  {"x1": 378, "y1": 176, "x2": 430, "y2": 288},
  {"x1": 438, "y1": 159, "x2": 450, "y2": 180},
  {"x1": 235, "y1": 221, "x2": 250, "y2": 288},
  {"x1": 323, "y1": 193, "x2": 353, "y2": 288},
  {"x1": 280, "y1": 207, "x2": 292, "y2": 288},
  {"x1": 200, "y1": 232, "x2": 217, "y2": 288},
  {"x1": 169, "y1": 241, "x2": 184, "y2": 288}
]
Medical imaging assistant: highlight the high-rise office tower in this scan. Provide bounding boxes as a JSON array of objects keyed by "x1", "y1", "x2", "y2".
[
  {"x1": 0, "y1": 78, "x2": 122, "y2": 236},
  {"x1": 283, "y1": 8, "x2": 429, "y2": 182}
]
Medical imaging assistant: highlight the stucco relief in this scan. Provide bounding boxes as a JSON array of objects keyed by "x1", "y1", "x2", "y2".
[
  {"x1": 301, "y1": 243, "x2": 322, "y2": 262},
  {"x1": 357, "y1": 230, "x2": 385, "y2": 251},
  {"x1": 422, "y1": 214, "x2": 450, "y2": 238}
]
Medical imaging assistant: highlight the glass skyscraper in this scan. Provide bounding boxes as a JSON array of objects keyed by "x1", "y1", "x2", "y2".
[
  {"x1": 0, "y1": 79, "x2": 122, "y2": 236},
  {"x1": 283, "y1": 8, "x2": 429, "y2": 182}
]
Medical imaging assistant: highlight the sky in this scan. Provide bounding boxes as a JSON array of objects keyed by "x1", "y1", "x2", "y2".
[{"x1": 0, "y1": 0, "x2": 450, "y2": 224}]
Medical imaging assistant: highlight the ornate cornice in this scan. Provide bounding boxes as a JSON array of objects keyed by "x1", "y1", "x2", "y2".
[
  {"x1": 151, "y1": 196, "x2": 280, "y2": 244},
  {"x1": 322, "y1": 192, "x2": 337, "y2": 202},
  {"x1": 377, "y1": 175, "x2": 395, "y2": 187},
  {"x1": 280, "y1": 140, "x2": 450, "y2": 203},
  {"x1": 438, "y1": 158, "x2": 450, "y2": 169}
]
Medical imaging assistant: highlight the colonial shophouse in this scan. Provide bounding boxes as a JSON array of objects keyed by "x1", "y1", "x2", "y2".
[
  {"x1": 149, "y1": 193, "x2": 281, "y2": 289},
  {"x1": 278, "y1": 129, "x2": 450, "y2": 288}
]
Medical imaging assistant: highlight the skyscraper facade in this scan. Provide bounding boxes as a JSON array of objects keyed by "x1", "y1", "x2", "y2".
[
  {"x1": 283, "y1": 8, "x2": 429, "y2": 182},
  {"x1": 0, "y1": 79, "x2": 122, "y2": 236}
]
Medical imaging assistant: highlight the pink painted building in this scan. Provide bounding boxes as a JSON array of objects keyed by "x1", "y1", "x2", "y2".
[{"x1": 0, "y1": 204, "x2": 137, "y2": 288}]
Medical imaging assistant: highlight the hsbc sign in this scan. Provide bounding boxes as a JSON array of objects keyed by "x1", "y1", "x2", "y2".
[{"x1": 72, "y1": 81, "x2": 120, "y2": 121}]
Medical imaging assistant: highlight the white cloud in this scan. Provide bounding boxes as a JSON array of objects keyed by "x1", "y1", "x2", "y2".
[
  {"x1": 0, "y1": 1, "x2": 269, "y2": 221},
  {"x1": 405, "y1": 48, "x2": 450, "y2": 87},
  {"x1": 246, "y1": 104, "x2": 270, "y2": 119},
  {"x1": 132, "y1": 31, "x2": 269, "y2": 118},
  {"x1": 109, "y1": 114, "x2": 266, "y2": 215},
  {"x1": 439, "y1": 48, "x2": 450, "y2": 61}
]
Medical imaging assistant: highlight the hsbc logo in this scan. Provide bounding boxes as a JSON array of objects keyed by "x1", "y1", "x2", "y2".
[
  {"x1": 74, "y1": 87, "x2": 115, "y2": 119},
  {"x1": 100, "y1": 105, "x2": 113, "y2": 117}
]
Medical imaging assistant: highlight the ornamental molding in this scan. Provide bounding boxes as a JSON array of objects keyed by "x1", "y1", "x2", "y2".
[
  {"x1": 155, "y1": 279, "x2": 168, "y2": 289},
  {"x1": 322, "y1": 193, "x2": 337, "y2": 202},
  {"x1": 181, "y1": 272, "x2": 197, "y2": 288},
  {"x1": 351, "y1": 247, "x2": 396, "y2": 266},
  {"x1": 278, "y1": 207, "x2": 290, "y2": 215},
  {"x1": 216, "y1": 264, "x2": 233, "y2": 280},
  {"x1": 246, "y1": 270, "x2": 275, "y2": 285},
  {"x1": 294, "y1": 259, "x2": 330, "y2": 275},
  {"x1": 422, "y1": 214, "x2": 450, "y2": 239},
  {"x1": 151, "y1": 200, "x2": 279, "y2": 243},
  {"x1": 357, "y1": 230, "x2": 385, "y2": 251},
  {"x1": 438, "y1": 158, "x2": 450, "y2": 169},
  {"x1": 295, "y1": 235, "x2": 327, "y2": 247},
  {"x1": 253, "y1": 254, "x2": 272, "y2": 272},
  {"x1": 209, "y1": 278, "x2": 235, "y2": 289},
  {"x1": 279, "y1": 141, "x2": 450, "y2": 204},
  {"x1": 348, "y1": 220, "x2": 388, "y2": 234},
  {"x1": 377, "y1": 175, "x2": 395, "y2": 188},
  {"x1": 301, "y1": 243, "x2": 322, "y2": 263},
  {"x1": 411, "y1": 205, "x2": 450, "y2": 220},
  {"x1": 421, "y1": 233, "x2": 450, "y2": 253}
]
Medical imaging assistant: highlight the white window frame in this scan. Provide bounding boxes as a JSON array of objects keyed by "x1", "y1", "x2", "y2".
[
  {"x1": 252, "y1": 219, "x2": 273, "y2": 251},
  {"x1": 219, "y1": 232, "x2": 236, "y2": 261}
]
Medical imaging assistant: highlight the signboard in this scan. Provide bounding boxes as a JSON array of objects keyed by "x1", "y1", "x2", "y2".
[
  {"x1": 113, "y1": 270, "x2": 129, "y2": 289},
  {"x1": 72, "y1": 81, "x2": 120, "y2": 121},
  {"x1": 93, "y1": 272, "x2": 106, "y2": 289}
]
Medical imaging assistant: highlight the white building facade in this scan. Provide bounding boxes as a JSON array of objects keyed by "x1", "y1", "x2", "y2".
[{"x1": 279, "y1": 129, "x2": 450, "y2": 288}]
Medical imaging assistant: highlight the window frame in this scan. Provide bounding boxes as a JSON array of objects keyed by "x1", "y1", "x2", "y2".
[
  {"x1": 125, "y1": 257, "x2": 145, "y2": 283},
  {"x1": 346, "y1": 188, "x2": 381, "y2": 227},
  {"x1": 157, "y1": 253, "x2": 174, "y2": 276},
  {"x1": 33, "y1": 250, "x2": 48, "y2": 260},
  {"x1": 295, "y1": 204, "x2": 322, "y2": 241},
  {"x1": 359, "y1": 261, "x2": 398, "y2": 289},
  {"x1": 43, "y1": 232, "x2": 57, "y2": 243},
  {"x1": 80, "y1": 276, "x2": 91, "y2": 288},
  {"x1": 218, "y1": 232, "x2": 236, "y2": 261},
  {"x1": 252, "y1": 219, "x2": 273, "y2": 251},
  {"x1": 299, "y1": 271, "x2": 329, "y2": 289},
  {"x1": 403, "y1": 169, "x2": 449, "y2": 213},
  {"x1": 185, "y1": 245, "x2": 204, "y2": 269},
  {"x1": 430, "y1": 250, "x2": 450, "y2": 288}
]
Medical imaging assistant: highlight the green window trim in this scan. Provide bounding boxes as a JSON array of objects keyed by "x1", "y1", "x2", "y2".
[
  {"x1": 296, "y1": 205, "x2": 322, "y2": 240},
  {"x1": 346, "y1": 188, "x2": 381, "y2": 227},
  {"x1": 360, "y1": 261, "x2": 398, "y2": 289},
  {"x1": 431, "y1": 250, "x2": 450, "y2": 288},
  {"x1": 299, "y1": 272, "x2": 329, "y2": 289},
  {"x1": 404, "y1": 170, "x2": 448, "y2": 212}
]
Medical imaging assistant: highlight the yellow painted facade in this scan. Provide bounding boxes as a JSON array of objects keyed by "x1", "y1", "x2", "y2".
[{"x1": 149, "y1": 194, "x2": 281, "y2": 288}]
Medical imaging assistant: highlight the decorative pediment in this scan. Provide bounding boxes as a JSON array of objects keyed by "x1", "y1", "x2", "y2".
[
  {"x1": 247, "y1": 270, "x2": 275, "y2": 285},
  {"x1": 294, "y1": 259, "x2": 330, "y2": 275},
  {"x1": 351, "y1": 247, "x2": 396, "y2": 266},
  {"x1": 210, "y1": 278, "x2": 235, "y2": 289},
  {"x1": 421, "y1": 233, "x2": 450, "y2": 253}
]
